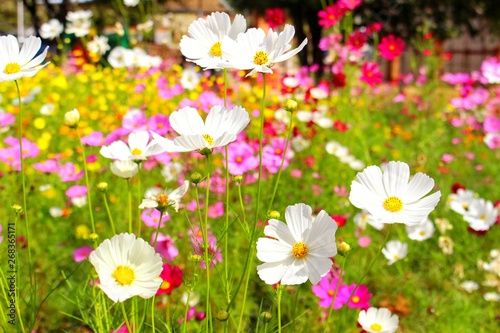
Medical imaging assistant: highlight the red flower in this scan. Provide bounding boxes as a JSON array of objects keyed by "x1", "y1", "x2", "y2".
[
  {"x1": 331, "y1": 72, "x2": 346, "y2": 88},
  {"x1": 318, "y1": 4, "x2": 347, "y2": 28},
  {"x1": 360, "y1": 62, "x2": 383, "y2": 87},
  {"x1": 156, "y1": 264, "x2": 183, "y2": 295},
  {"x1": 366, "y1": 22, "x2": 382, "y2": 34},
  {"x1": 332, "y1": 215, "x2": 347, "y2": 227},
  {"x1": 378, "y1": 34, "x2": 406, "y2": 60},
  {"x1": 347, "y1": 30, "x2": 367, "y2": 51},
  {"x1": 451, "y1": 183, "x2": 465, "y2": 194},
  {"x1": 334, "y1": 120, "x2": 349, "y2": 132},
  {"x1": 265, "y1": 7, "x2": 286, "y2": 29}
]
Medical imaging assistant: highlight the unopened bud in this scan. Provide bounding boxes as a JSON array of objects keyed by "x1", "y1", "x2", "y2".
[
  {"x1": 260, "y1": 311, "x2": 272, "y2": 322},
  {"x1": 64, "y1": 108, "x2": 80, "y2": 128},
  {"x1": 97, "y1": 182, "x2": 108, "y2": 192},
  {"x1": 268, "y1": 210, "x2": 280, "y2": 219},
  {"x1": 11, "y1": 204, "x2": 23, "y2": 214},
  {"x1": 284, "y1": 99, "x2": 298, "y2": 112},
  {"x1": 338, "y1": 242, "x2": 351, "y2": 256},
  {"x1": 191, "y1": 254, "x2": 202, "y2": 262},
  {"x1": 216, "y1": 310, "x2": 229, "y2": 321},
  {"x1": 232, "y1": 175, "x2": 243, "y2": 183},
  {"x1": 190, "y1": 172, "x2": 204, "y2": 185},
  {"x1": 90, "y1": 233, "x2": 99, "y2": 241},
  {"x1": 199, "y1": 147, "x2": 213, "y2": 156}
]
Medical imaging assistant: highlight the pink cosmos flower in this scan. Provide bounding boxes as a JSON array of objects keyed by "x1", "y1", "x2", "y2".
[
  {"x1": 58, "y1": 162, "x2": 84, "y2": 182},
  {"x1": 358, "y1": 235, "x2": 372, "y2": 247},
  {"x1": 65, "y1": 185, "x2": 87, "y2": 198},
  {"x1": 346, "y1": 30, "x2": 367, "y2": 51},
  {"x1": 360, "y1": 62, "x2": 383, "y2": 87},
  {"x1": 147, "y1": 114, "x2": 171, "y2": 136},
  {"x1": 81, "y1": 131, "x2": 104, "y2": 146},
  {"x1": 0, "y1": 112, "x2": 15, "y2": 128},
  {"x1": 189, "y1": 226, "x2": 222, "y2": 269},
  {"x1": 73, "y1": 246, "x2": 94, "y2": 262},
  {"x1": 5, "y1": 136, "x2": 40, "y2": 158},
  {"x1": 481, "y1": 57, "x2": 500, "y2": 84},
  {"x1": 484, "y1": 133, "x2": 500, "y2": 149},
  {"x1": 378, "y1": 34, "x2": 405, "y2": 60},
  {"x1": 122, "y1": 108, "x2": 147, "y2": 130},
  {"x1": 484, "y1": 115, "x2": 500, "y2": 133},
  {"x1": 338, "y1": 0, "x2": 362, "y2": 10},
  {"x1": 156, "y1": 264, "x2": 183, "y2": 295},
  {"x1": 262, "y1": 137, "x2": 292, "y2": 174},
  {"x1": 312, "y1": 272, "x2": 344, "y2": 309},
  {"x1": 441, "y1": 153, "x2": 454, "y2": 164},
  {"x1": 32, "y1": 159, "x2": 59, "y2": 173},
  {"x1": 0, "y1": 147, "x2": 21, "y2": 170},
  {"x1": 336, "y1": 283, "x2": 372, "y2": 309},
  {"x1": 318, "y1": 4, "x2": 346, "y2": 28},
  {"x1": 141, "y1": 208, "x2": 170, "y2": 228},
  {"x1": 152, "y1": 232, "x2": 179, "y2": 261},
  {"x1": 208, "y1": 201, "x2": 224, "y2": 219},
  {"x1": 225, "y1": 141, "x2": 259, "y2": 175}
]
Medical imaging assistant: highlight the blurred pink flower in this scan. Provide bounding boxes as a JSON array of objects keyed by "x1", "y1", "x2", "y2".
[
  {"x1": 225, "y1": 141, "x2": 259, "y2": 175},
  {"x1": 262, "y1": 137, "x2": 292, "y2": 173},
  {"x1": 338, "y1": 0, "x2": 362, "y2": 10},
  {"x1": 360, "y1": 62, "x2": 383, "y2": 87},
  {"x1": 358, "y1": 236, "x2": 372, "y2": 248},
  {"x1": 337, "y1": 283, "x2": 372, "y2": 309},
  {"x1": 312, "y1": 273, "x2": 345, "y2": 309},
  {"x1": 81, "y1": 131, "x2": 104, "y2": 146},
  {"x1": 141, "y1": 208, "x2": 170, "y2": 228},
  {"x1": 484, "y1": 115, "x2": 500, "y2": 133},
  {"x1": 441, "y1": 153, "x2": 454, "y2": 163},
  {"x1": 378, "y1": 34, "x2": 405, "y2": 60},
  {"x1": 265, "y1": 7, "x2": 285, "y2": 29},
  {"x1": 152, "y1": 232, "x2": 179, "y2": 261},
  {"x1": 73, "y1": 246, "x2": 93, "y2": 262},
  {"x1": 318, "y1": 4, "x2": 346, "y2": 28}
]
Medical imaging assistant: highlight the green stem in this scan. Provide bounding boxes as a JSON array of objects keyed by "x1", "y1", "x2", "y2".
[
  {"x1": 15, "y1": 80, "x2": 35, "y2": 325},
  {"x1": 153, "y1": 211, "x2": 165, "y2": 248},
  {"x1": 336, "y1": 225, "x2": 392, "y2": 332},
  {"x1": 323, "y1": 254, "x2": 347, "y2": 333},
  {"x1": 222, "y1": 68, "x2": 231, "y2": 307},
  {"x1": 102, "y1": 192, "x2": 116, "y2": 234},
  {"x1": 121, "y1": 302, "x2": 132, "y2": 333},
  {"x1": 235, "y1": 73, "x2": 267, "y2": 332},
  {"x1": 203, "y1": 155, "x2": 213, "y2": 332},
  {"x1": 136, "y1": 164, "x2": 142, "y2": 237},
  {"x1": 76, "y1": 128, "x2": 97, "y2": 236},
  {"x1": 128, "y1": 180, "x2": 133, "y2": 234},
  {"x1": 182, "y1": 291, "x2": 191, "y2": 333},
  {"x1": 267, "y1": 110, "x2": 294, "y2": 211},
  {"x1": 277, "y1": 285, "x2": 283, "y2": 333},
  {"x1": 151, "y1": 296, "x2": 156, "y2": 333}
]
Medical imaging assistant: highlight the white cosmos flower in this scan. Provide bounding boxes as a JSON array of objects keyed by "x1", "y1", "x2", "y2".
[
  {"x1": 448, "y1": 188, "x2": 477, "y2": 215},
  {"x1": 382, "y1": 240, "x2": 408, "y2": 265},
  {"x1": 405, "y1": 217, "x2": 435, "y2": 241},
  {"x1": 65, "y1": 10, "x2": 93, "y2": 37},
  {"x1": 124, "y1": 0, "x2": 140, "y2": 7},
  {"x1": 40, "y1": 19, "x2": 64, "y2": 40},
  {"x1": 110, "y1": 160, "x2": 139, "y2": 179},
  {"x1": 484, "y1": 292, "x2": 500, "y2": 302},
  {"x1": 100, "y1": 130, "x2": 163, "y2": 161},
  {"x1": 0, "y1": 35, "x2": 48, "y2": 82},
  {"x1": 353, "y1": 210, "x2": 385, "y2": 231},
  {"x1": 139, "y1": 180, "x2": 190, "y2": 212},
  {"x1": 349, "y1": 161, "x2": 441, "y2": 226},
  {"x1": 358, "y1": 307, "x2": 399, "y2": 333},
  {"x1": 108, "y1": 46, "x2": 134, "y2": 68},
  {"x1": 221, "y1": 24, "x2": 308, "y2": 77},
  {"x1": 180, "y1": 11, "x2": 247, "y2": 69},
  {"x1": 460, "y1": 280, "x2": 479, "y2": 293},
  {"x1": 151, "y1": 105, "x2": 250, "y2": 154},
  {"x1": 89, "y1": 233, "x2": 163, "y2": 303},
  {"x1": 87, "y1": 35, "x2": 111, "y2": 56},
  {"x1": 180, "y1": 66, "x2": 201, "y2": 90},
  {"x1": 256, "y1": 203, "x2": 338, "y2": 285},
  {"x1": 463, "y1": 198, "x2": 498, "y2": 231}
]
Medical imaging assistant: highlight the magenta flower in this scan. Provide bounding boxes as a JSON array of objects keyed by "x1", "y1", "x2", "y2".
[
  {"x1": 378, "y1": 34, "x2": 406, "y2": 61},
  {"x1": 152, "y1": 232, "x2": 179, "y2": 261},
  {"x1": 0, "y1": 112, "x2": 15, "y2": 128},
  {"x1": 360, "y1": 62, "x2": 383, "y2": 87},
  {"x1": 58, "y1": 162, "x2": 84, "y2": 182},
  {"x1": 208, "y1": 201, "x2": 224, "y2": 219},
  {"x1": 225, "y1": 141, "x2": 259, "y2": 175},
  {"x1": 337, "y1": 283, "x2": 372, "y2": 309},
  {"x1": 0, "y1": 147, "x2": 21, "y2": 170},
  {"x1": 338, "y1": 0, "x2": 362, "y2": 10},
  {"x1": 312, "y1": 273, "x2": 345, "y2": 309},
  {"x1": 65, "y1": 185, "x2": 87, "y2": 198},
  {"x1": 81, "y1": 131, "x2": 104, "y2": 146},
  {"x1": 484, "y1": 115, "x2": 500, "y2": 133},
  {"x1": 141, "y1": 208, "x2": 170, "y2": 228},
  {"x1": 32, "y1": 159, "x2": 59, "y2": 173},
  {"x1": 262, "y1": 137, "x2": 292, "y2": 174},
  {"x1": 318, "y1": 4, "x2": 346, "y2": 28},
  {"x1": 73, "y1": 246, "x2": 94, "y2": 262},
  {"x1": 147, "y1": 114, "x2": 171, "y2": 136}
]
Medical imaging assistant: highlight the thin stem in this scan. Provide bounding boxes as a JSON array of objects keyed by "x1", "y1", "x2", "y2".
[
  {"x1": 336, "y1": 225, "x2": 392, "y2": 332},
  {"x1": 128, "y1": 179, "x2": 133, "y2": 234},
  {"x1": 277, "y1": 285, "x2": 283, "y2": 333},
  {"x1": 75, "y1": 128, "x2": 97, "y2": 236},
  {"x1": 136, "y1": 164, "x2": 142, "y2": 237},
  {"x1": 121, "y1": 302, "x2": 132, "y2": 333},
  {"x1": 153, "y1": 211, "x2": 165, "y2": 248},
  {"x1": 267, "y1": 111, "x2": 294, "y2": 211},
  {"x1": 102, "y1": 192, "x2": 116, "y2": 234},
  {"x1": 222, "y1": 68, "x2": 231, "y2": 307},
  {"x1": 323, "y1": 255, "x2": 347, "y2": 333},
  {"x1": 151, "y1": 296, "x2": 156, "y2": 332},
  {"x1": 235, "y1": 73, "x2": 267, "y2": 332},
  {"x1": 202, "y1": 155, "x2": 213, "y2": 333},
  {"x1": 15, "y1": 80, "x2": 35, "y2": 324},
  {"x1": 182, "y1": 291, "x2": 191, "y2": 333}
]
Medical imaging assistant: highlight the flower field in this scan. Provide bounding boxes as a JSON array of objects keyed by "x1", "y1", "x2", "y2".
[{"x1": 1, "y1": 4, "x2": 499, "y2": 333}]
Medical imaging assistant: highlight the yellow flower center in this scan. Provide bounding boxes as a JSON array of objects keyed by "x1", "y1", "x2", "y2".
[
  {"x1": 292, "y1": 242, "x2": 308, "y2": 259},
  {"x1": 112, "y1": 265, "x2": 136, "y2": 286},
  {"x1": 253, "y1": 50, "x2": 269, "y2": 65},
  {"x1": 203, "y1": 134, "x2": 214, "y2": 145},
  {"x1": 4, "y1": 62, "x2": 21, "y2": 74},
  {"x1": 480, "y1": 215, "x2": 486, "y2": 220},
  {"x1": 419, "y1": 231, "x2": 426, "y2": 236},
  {"x1": 160, "y1": 280, "x2": 171, "y2": 290},
  {"x1": 393, "y1": 254, "x2": 399, "y2": 260},
  {"x1": 156, "y1": 193, "x2": 170, "y2": 207},
  {"x1": 327, "y1": 289, "x2": 335, "y2": 296},
  {"x1": 352, "y1": 296, "x2": 360, "y2": 303},
  {"x1": 210, "y1": 41, "x2": 222, "y2": 57},
  {"x1": 370, "y1": 323, "x2": 382, "y2": 332},
  {"x1": 235, "y1": 156, "x2": 243, "y2": 163},
  {"x1": 383, "y1": 196, "x2": 403, "y2": 212},
  {"x1": 131, "y1": 148, "x2": 143, "y2": 156}
]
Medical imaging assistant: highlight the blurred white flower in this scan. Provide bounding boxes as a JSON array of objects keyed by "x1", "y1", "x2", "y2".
[
  {"x1": 87, "y1": 35, "x2": 111, "y2": 56},
  {"x1": 40, "y1": 19, "x2": 64, "y2": 40},
  {"x1": 382, "y1": 240, "x2": 408, "y2": 265},
  {"x1": 460, "y1": 280, "x2": 479, "y2": 293},
  {"x1": 406, "y1": 217, "x2": 435, "y2": 241}
]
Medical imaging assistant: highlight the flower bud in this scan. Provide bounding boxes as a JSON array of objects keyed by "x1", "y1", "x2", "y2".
[
  {"x1": 216, "y1": 310, "x2": 229, "y2": 321},
  {"x1": 338, "y1": 242, "x2": 351, "y2": 256},
  {"x1": 283, "y1": 99, "x2": 298, "y2": 112},
  {"x1": 232, "y1": 175, "x2": 243, "y2": 183},
  {"x1": 97, "y1": 182, "x2": 108, "y2": 192},
  {"x1": 268, "y1": 210, "x2": 280, "y2": 219},
  {"x1": 90, "y1": 233, "x2": 99, "y2": 241},
  {"x1": 190, "y1": 172, "x2": 204, "y2": 185},
  {"x1": 260, "y1": 311, "x2": 272, "y2": 322},
  {"x1": 64, "y1": 108, "x2": 80, "y2": 128},
  {"x1": 11, "y1": 204, "x2": 23, "y2": 214}
]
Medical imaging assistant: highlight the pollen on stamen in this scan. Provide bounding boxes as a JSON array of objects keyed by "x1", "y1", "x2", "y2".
[
  {"x1": 292, "y1": 242, "x2": 308, "y2": 259},
  {"x1": 112, "y1": 265, "x2": 136, "y2": 286},
  {"x1": 131, "y1": 148, "x2": 143, "y2": 155},
  {"x1": 202, "y1": 134, "x2": 214, "y2": 145},
  {"x1": 4, "y1": 62, "x2": 21, "y2": 75},
  {"x1": 383, "y1": 196, "x2": 403, "y2": 213},
  {"x1": 253, "y1": 50, "x2": 269, "y2": 65},
  {"x1": 210, "y1": 42, "x2": 222, "y2": 57}
]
